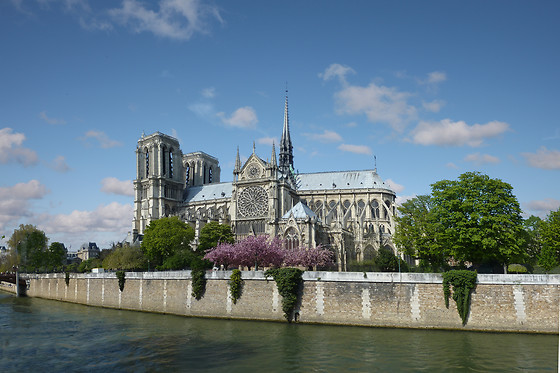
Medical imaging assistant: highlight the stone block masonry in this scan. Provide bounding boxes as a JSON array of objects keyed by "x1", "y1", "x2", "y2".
[{"x1": 15, "y1": 271, "x2": 560, "y2": 333}]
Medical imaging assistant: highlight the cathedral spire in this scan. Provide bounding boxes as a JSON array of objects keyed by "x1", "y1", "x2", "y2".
[
  {"x1": 234, "y1": 146, "x2": 241, "y2": 173},
  {"x1": 271, "y1": 142, "x2": 277, "y2": 167},
  {"x1": 279, "y1": 88, "x2": 294, "y2": 177}
]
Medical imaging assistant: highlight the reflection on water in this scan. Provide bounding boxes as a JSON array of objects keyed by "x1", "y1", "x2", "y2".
[{"x1": 0, "y1": 292, "x2": 556, "y2": 372}]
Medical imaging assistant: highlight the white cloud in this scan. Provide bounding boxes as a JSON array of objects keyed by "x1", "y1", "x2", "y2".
[
  {"x1": 39, "y1": 111, "x2": 66, "y2": 125},
  {"x1": 385, "y1": 179, "x2": 405, "y2": 193},
  {"x1": 0, "y1": 127, "x2": 39, "y2": 166},
  {"x1": 188, "y1": 102, "x2": 215, "y2": 118},
  {"x1": 425, "y1": 71, "x2": 447, "y2": 84},
  {"x1": 217, "y1": 106, "x2": 258, "y2": 129},
  {"x1": 49, "y1": 155, "x2": 71, "y2": 173},
  {"x1": 422, "y1": 100, "x2": 445, "y2": 113},
  {"x1": 36, "y1": 202, "x2": 133, "y2": 234},
  {"x1": 337, "y1": 143, "x2": 372, "y2": 155},
  {"x1": 345, "y1": 122, "x2": 357, "y2": 128},
  {"x1": 335, "y1": 82, "x2": 416, "y2": 131},
  {"x1": 108, "y1": 0, "x2": 223, "y2": 41},
  {"x1": 101, "y1": 177, "x2": 134, "y2": 196},
  {"x1": 409, "y1": 119, "x2": 510, "y2": 147},
  {"x1": 305, "y1": 129, "x2": 343, "y2": 143},
  {"x1": 257, "y1": 137, "x2": 278, "y2": 146},
  {"x1": 524, "y1": 198, "x2": 560, "y2": 217},
  {"x1": 395, "y1": 194, "x2": 416, "y2": 207},
  {"x1": 521, "y1": 147, "x2": 560, "y2": 170},
  {"x1": 0, "y1": 180, "x2": 49, "y2": 231},
  {"x1": 446, "y1": 162, "x2": 458, "y2": 169},
  {"x1": 464, "y1": 152, "x2": 500, "y2": 165},
  {"x1": 319, "y1": 63, "x2": 356, "y2": 84},
  {"x1": 82, "y1": 130, "x2": 122, "y2": 148},
  {"x1": 201, "y1": 87, "x2": 215, "y2": 98}
]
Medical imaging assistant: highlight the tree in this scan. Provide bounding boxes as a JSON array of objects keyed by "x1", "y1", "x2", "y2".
[
  {"x1": 204, "y1": 242, "x2": 238, "y2": 269},
  {"x1": 103, "y1": 244, "x2": 147, "y2": 270},
  {"x1": 234, "y1": 235, "x2": 284, "y2": 270},
  {"x1": 520, "y1": 215, "x2": 543, "y2": 266},
  {"x1": 46, "y1": 242, "x2": 67, "y2": 268},
  {"x1": 538, "y1": 207, "x2": 560, "y2": 272},
  {"x1": 394, "y1": 195, "x2": 445, "y2": 271},
  {"x1": 141, "y1": 216, "x2": 195, "y2": 267},
  {"x1": 8, "y1": 224, "x2": 48, "y2": 268},
  {"x1": 197, "y1": 222, "x2": 234, "y2": 252},
  {"x1": 431, "y1": 172, "x2": 525, "y2": 269},
  {"x1": 283, "y1": 245, "x2": 334, "y2": 269}
]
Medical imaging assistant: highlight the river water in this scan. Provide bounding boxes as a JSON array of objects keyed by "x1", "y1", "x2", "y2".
[{"x1": 0, "y1": 291, "x2": 557, "y2": 372}]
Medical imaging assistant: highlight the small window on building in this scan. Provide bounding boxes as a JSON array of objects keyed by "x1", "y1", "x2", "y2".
[
  {"x1": 169, "y1": 148, "x2": 173, "y2": 178},
  {"x1": 145, "y1": 148, "x2": 150, "y2": 178},
  {"x1": 162, "y1": 146, "x2": 166, "y2": 175},
  {"x1": 209, "y1": 167, "x2": 213, "y2": 183},
  {"x1": 186, "y1": 164, "x2": 190, "y2": 186}
]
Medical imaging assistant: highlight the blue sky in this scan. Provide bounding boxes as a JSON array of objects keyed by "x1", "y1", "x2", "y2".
[{"x1": 1, "y1": 0, "x2": 559, "y2": 251}]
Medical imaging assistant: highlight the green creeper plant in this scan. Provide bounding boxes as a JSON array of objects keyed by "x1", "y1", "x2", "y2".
[
  {"x1": 65, "y1": 271, "x2": 70, "y2": 286},
  {"x1": 191, "y1": 268, "x2": 206, "y2": 300},
  {"x1": 116, "y1": 270, "x2": 126, "y2": 292},
  {"x1": 442, "y1": 270, "x2": 477, "y2": 325},
  {"x1": 265, "y1": 268, "x2": 303, "y2": 322},
  {"x1": 229, "y1": 269, "x2": 243, "y2": 304}
]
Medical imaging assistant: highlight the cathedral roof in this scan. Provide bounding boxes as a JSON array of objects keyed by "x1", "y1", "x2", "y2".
[
  {"x1": 297, "y1": 170, "x2": 394, "y2": 193},
  {"x1": 184, "y1": 182, "x2": 233, "y2": 202},
  {"x1": 282, "y1": 201, "x2": 318, "y2": 220}
]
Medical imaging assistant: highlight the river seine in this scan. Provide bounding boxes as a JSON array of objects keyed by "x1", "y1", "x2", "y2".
[{"x1": 0, "y1": 291, "x2": 556, "y2": 372}]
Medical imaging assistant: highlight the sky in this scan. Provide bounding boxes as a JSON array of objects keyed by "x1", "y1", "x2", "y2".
[{"x1": 1, "y1": 0, "x2": 559, "y2": 251}]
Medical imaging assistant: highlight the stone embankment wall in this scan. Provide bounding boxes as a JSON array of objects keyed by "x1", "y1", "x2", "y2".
[{"x1": 12, "y1": 271, "x2": 560, "y2": 333}]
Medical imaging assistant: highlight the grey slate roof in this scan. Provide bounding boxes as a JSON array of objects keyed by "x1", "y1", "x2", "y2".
[
  {"x1": 282, "y1": 201, "x2": 319, "y2": 220},
  {"x1": 184, "y1": 182, "x2": 233, "y2": 202},
  {"x1": 297, "y1": 170, "x2": 394, "y2": 192}
]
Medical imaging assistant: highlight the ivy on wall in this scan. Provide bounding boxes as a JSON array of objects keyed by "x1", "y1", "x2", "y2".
[
  {"x1": 65, "y1": 272, "x2": 70, "y2": 286},
  {"x1": 265, "y1": 268, "x2": 303, "y2": 322},
  {"x1": 442, "y1": 270, "x2": 477, "y2": 325},
  {"x1": 116, "y1": 270, "x2": 126, "y2": 292},
  {"x1": 191, "y1": 268, "x2": 206, "y2": 300},
  {"x1": 229, "y1": 269, "x2": 243, "y2": 304}
]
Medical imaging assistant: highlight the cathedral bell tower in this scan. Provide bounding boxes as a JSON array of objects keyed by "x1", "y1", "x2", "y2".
[{"x1": 133, "y1": 132, "x2": 184, "y2": 234}]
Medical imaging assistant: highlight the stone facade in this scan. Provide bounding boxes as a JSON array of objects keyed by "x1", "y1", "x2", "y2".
[
  {"x1": 17, "y1": 272, "x2": 560, "y2": 333},
  {"x1": 132, "y1": 93, "x2": 397, "y2": 270}
]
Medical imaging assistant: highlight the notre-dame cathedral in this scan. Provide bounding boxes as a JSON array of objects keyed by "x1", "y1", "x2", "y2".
[{"x1": 132, "y1": 93, "x2": 396, "y2": 270}]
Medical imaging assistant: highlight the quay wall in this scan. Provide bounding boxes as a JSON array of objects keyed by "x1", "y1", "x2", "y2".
[{"x1": 11, "y1": 271, "x2": 560, "y2": 333}]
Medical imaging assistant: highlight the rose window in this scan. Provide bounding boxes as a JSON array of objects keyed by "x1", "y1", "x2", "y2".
[{"x1": 237, "y1": 186, "x2": 269, "y2": 218}]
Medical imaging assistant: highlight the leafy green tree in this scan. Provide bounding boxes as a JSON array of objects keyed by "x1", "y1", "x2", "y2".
[
  {"x1": 46, "y1": 242, "x2": 67, "y2": 267},
  {"x1": 538, "y1": 207, "x2": 560, "y2": 272},
  {"x1": 103, "y1": 244, "x2": 147, "y2": 270},
  {"x1": 77, "y1": 258, "x2": 102, "y2": 273},
  {"x1": 197, "y1": 222, "x2": 234, "y2": 252},
  {"x1": 0, "y1": 249, "x2": 20, "y2": 272},
  {"x1": 141, "y1": 216, "x2": 195, "y2": 267},
  {"x1": 8, "y1": 224, "x2": 48, "y2": 268},
  {"x1": 431, "y1": 172, "x2": 525, "y2": 269},
  {"x1": 520, "y1": 215, "x2": 543, "y2": 266},
  {"x1": 394, "y1": 195, "x2": 445, "y2": 271}
]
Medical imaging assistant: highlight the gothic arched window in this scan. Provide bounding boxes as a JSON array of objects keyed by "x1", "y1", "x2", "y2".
[
  {"x1": 357, "y1": 200, "x2": 365, "y2": 217},
  {"x1": 343, "y1": 200, "x2": 351, "y2": 217},
  {"x1": 284, "y1": 227, "x2": 299, "y2": 251},
  {"x1": 371, "y1": 200, "x2": 380, "y2": 219},
  {"x1": 185, "y1": 164, "x2": 190, "y2": 186},
  {"x1": 314, "y1": 201, "x2": 323, "y2": 219},
  {"x1": 169, "y1": 148, "x2": 173, "y2": 178},
  {"x1": 162, "y1": 146, "x2": 166, "y2": 176},
  {"x1": 329, "y1": 200, "x2": 337, "y2": 219},
  {"x1": 209, "y1": 167, "x2": 213, "y2": 183},
  {"x1": 145, "y1": 148, "x2": 150, "y2": 178}
]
